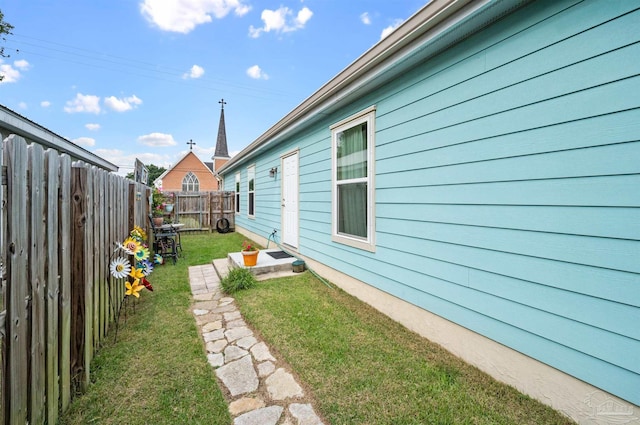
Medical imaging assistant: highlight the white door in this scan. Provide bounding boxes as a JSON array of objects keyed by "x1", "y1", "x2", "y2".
[{"x1": 282, "y1": 152, "x2": 299, "y2": 248}]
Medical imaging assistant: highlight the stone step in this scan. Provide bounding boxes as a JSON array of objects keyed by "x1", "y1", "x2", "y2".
[{"x1": 213, "y1": 258, "x2": 231, "y2": 280}]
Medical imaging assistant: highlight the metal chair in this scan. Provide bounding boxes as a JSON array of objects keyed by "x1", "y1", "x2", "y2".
[
  {"x1": 148, "y1": 214, "x2": 178, "y2": 264},
  {"x1": 169, "y1": 224, "x2": 182, "y2": 254}
]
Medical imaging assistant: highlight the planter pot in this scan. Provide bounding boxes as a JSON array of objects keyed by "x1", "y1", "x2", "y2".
[
  {"x1": 152, "y1": 217, "x2": 164, "y2": 227},
  {"x1": 164, "y1": 204, "x2": 174, "y2": 213},
  {"x1": 241, "y1": 250, "x2": 259, "y2": 267}
]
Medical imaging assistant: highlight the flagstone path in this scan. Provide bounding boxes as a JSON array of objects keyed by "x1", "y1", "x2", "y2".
[{"x1": 188, "y1": 264, "x2": 325, "y2": 425}]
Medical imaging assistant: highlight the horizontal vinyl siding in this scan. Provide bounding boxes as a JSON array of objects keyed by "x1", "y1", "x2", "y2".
[
  {"x1": 369, "y1": 0, "x2": 640, "y2": 405},
  {"x1": 223, "y1": 0, "x2": 640, "y2": 405}
]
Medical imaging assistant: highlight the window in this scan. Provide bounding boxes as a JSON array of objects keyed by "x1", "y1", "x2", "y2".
[
  {"x1": 182, "y1": 171, "x2": 199, "y2": 192},
  {"x1": 235, "y1": 172, "x2": 241, "y2": 214},
  {"x1": 247, "y1": 165, "x2": 255, "y2": 217},
  {"x1": 331, "y1": 106, "x2": 376, "y2": 251}
]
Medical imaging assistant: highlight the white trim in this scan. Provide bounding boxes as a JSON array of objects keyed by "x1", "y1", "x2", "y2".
[
  {"x1": 247, "y1": 164, "x2": 256, "y2": 218},
  {"x1": 330, "y1": 105, "x2": 377, "y2": 130},
  {"x1": 331, "y1": 107, "x2": 376, "y2": 252},
  {"x1": 234, "y1": 172, "x2": 241, "y2": 214}
]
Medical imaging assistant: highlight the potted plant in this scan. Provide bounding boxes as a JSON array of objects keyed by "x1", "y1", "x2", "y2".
[
  {"x1": 164, "y1": 192, "x2": 175, "y2": 213},
  {"x1": 241, "y1": 240, "x2": 259, "y2": 267},
  {"x1": 151, "y1": 188, "x2": 165, "y2": 226}
]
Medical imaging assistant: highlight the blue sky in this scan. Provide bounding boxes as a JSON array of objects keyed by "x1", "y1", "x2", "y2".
[{"x1": 0, "y1": 0, "x2": 425, "y2": 175}]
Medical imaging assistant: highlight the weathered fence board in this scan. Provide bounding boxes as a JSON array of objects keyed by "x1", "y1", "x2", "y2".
[
  {"x1": 166, "y1": 191, "x2": 235, "y2": 231},
  {"x1": 6, "y1": 135, "x2": 29, "y2": 425},
  {"x1": 28, "y1": 143, "x2": 46, "y2": 425},
  {"x1": 70, "y1": 165, "x2": 87, "y2": 394},
  {"x1": 0, "y1": 134, "x2": 150, "y2": 422},
  {"x1": 45, "y1": 150, "x2": 60, "y2": 425},
  {"x1": 58, "y1": 154, "x2": 72, "y2": 414}
]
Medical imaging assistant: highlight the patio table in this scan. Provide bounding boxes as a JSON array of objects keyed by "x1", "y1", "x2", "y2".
[{"x1": 157, "y1": 223, "x2": 184, "y2": 254}]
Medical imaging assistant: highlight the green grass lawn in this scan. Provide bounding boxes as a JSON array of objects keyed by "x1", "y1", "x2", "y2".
[
  {"x1": 234, "y1": 273, "x2": 576, "y2": 425},
  {"x1": 60, "y1": 232, "x2": 574, "y2": 425},
  {"x1": 59, "y1": 232, "x2": 247, "y2": 425}
]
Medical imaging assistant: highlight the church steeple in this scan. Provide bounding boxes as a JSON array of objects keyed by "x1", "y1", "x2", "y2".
[{"x1": 214, "y1": 99, "x2": 229, "y2": 159}]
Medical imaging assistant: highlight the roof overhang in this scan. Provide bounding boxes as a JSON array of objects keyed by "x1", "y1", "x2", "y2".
[
  {"x1": 0, "y1": 105, "x2": 118, "y2": 171},
  {"x1": 219, "y1": 0, "x2": 530, "y2": 174}
]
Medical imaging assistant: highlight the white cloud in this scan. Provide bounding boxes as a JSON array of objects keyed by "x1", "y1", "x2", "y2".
[
  {"x1": 64, "y1": 93, "x2": 101, "y2": 114},
  {"x1": 41, "y1": 101, "x2": 51, "y2": 108},
  {"x1": 140, "y1": 0, "x2": 251, "y2": 34},
  {"x1": 93, "y1": 148, "x2": 174, "y2": 177},
  {"x1": 73, "y1": 137, "x2": 96, "y2": 147},
  {"x1": 104, "y1": 95, "x2": 142, "y2": 112},
  {"x1": 85, "y1": 123, "x2": 101, "y2": 131},
  {"x1": 18, "y1": 102, "x2": 27, "y2": 110},
  {"x1": 183, "y1": 64, "x2": 205, "y2": 79},
  {"x1": 137, "y1": 132, "x2": 177, "y2": 147},
  {"x1": 380, "y1": 19, "x2": 403, "y2": 40},
  {"x1": 0, "y1": 59, "x2": 30, "y2": 84},
  {"x1": 360, "y1": 12, "x2": 371, "y2": 25},
  {"x1": 246, "y1": 64, "x2": 268, "y2": 80},
  {"x1": 249, "y1": 6, "x2": 313, "y2": 38},
  {"x1": 14, "y1": 60, "x2": 30, "y2": 70}
]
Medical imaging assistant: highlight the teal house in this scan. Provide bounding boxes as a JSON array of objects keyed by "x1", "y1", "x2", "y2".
[{"x1": 218, "y1": 0, "x2": 640, "y2": 421}]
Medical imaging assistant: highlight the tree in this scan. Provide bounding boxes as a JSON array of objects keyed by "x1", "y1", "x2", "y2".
[
  {"x1": 0, "y1": 9, "x2": 14, "y2": 81},
  {"x1": 126, "y1": 163, "x2": 166, "y2": 185}
]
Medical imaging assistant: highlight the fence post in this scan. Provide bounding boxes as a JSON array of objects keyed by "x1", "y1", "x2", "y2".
[
  {"x1": 70, "y1": 165, "x2": 88, "y2": 393},
  {"x1": 5, "y1": 136, "x2": 29, "y2": 425}
]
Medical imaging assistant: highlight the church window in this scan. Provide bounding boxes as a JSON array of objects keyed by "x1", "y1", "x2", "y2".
[{"x1": 182, "y1": 172, "x2": 200, "y2": 192}]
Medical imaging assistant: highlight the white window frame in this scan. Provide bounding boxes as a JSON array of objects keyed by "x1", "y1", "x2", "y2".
[
  {"x1": 182, "y1": 171, "x2": 199, "y2": 192},
  {"x1": 247, "y1": 165, "x2": 255, "y2": 218},
  {"x1": 235, "y1": 172, "x2": 241, "y2": 214},
  {"x1": 330, "y1": 106, "x2": 376, "y2": 252}
]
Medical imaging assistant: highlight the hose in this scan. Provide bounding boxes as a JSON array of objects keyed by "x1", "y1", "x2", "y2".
[{"x1": 267, "y1": 230, "x2": 333, "y2": 289}]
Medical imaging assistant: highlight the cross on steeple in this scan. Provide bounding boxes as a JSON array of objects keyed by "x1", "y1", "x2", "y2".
[
  {"x1": 187, "y1": 139, "x2": 196, "y2": 150},
  {"x1": 219, "y1": 98, "x2": 227, "y2": 110}
]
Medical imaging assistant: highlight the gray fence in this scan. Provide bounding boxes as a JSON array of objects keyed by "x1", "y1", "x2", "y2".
[
  {"x1": 163, "y1": 191, "x2": 235, "y2": 231},
  {"x1": 0, "y1": 134, "x2": 149, "y2": 424}
]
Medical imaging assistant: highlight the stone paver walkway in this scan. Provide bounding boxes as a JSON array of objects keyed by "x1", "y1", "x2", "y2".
[{"x1": 189, "y1": 264, "x2": 325, "y2": 425}]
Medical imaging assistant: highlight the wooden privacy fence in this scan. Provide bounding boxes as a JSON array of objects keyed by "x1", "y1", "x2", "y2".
[
  {"x1": 0, "y1": 135, "x2": 150, "y2": 424},
  {"x1": 164, "y1": 191, "x2": 234, "y2": 232}
]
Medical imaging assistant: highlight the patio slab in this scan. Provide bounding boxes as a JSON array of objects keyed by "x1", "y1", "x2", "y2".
[{"x1": 226, "y1": 249, "x2": 299, "y2": 277}]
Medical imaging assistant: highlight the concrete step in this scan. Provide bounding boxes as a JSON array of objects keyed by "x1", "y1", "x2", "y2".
[{"x1": 223, "y1": 249, "x2": 302, "y2": 281}]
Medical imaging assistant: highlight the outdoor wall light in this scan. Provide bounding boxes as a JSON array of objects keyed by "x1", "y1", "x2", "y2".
[{"x1": 269, "y1": 167, "x2": 278, "y2": 177}]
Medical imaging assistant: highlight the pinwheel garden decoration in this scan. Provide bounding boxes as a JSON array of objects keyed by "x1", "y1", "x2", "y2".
[{"x1": 108, "y1": 225, "x2": 160, "y2": 340}]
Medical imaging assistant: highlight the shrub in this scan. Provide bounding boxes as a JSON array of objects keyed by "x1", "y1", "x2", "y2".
[{"x1": 221, "y1": 267, "x2": 257, "y2": 294}]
